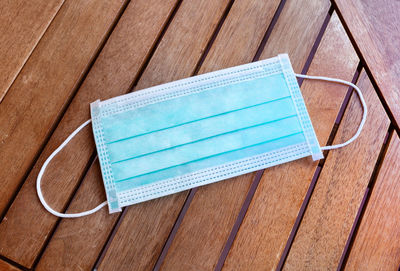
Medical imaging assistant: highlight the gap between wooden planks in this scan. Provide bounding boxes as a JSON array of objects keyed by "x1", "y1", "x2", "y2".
[
  {"x1": 334, "y1": 0, "x2": 400, "y2": 131},
  {"x1": 0, "y1": 0, "x2": 127, "y2": 222},
  {"x1": 0, "y1": 0, "x2": 129, "y2": 268},
  {"x1": 283, "y1": 69, "x2": 389, "y2": 269},
  {"x1": 0, "y1": 259, "x2": 21, "y2": 271},
  {"x1": 0, "y1": 0, "x2": 64, "y2": 102},
  {"x1": 0, "y1": 0, "x2": 179, "y2": 269},
  {"x1": 221, "y1": 11, "x2": 358, "y2": 270},
  {"x1": 37, "y1": 0, "x2": 232, "y2": 270},
  {"x1": 159, "y1": 0, "x2": 331, "y2": 270},
  {"x1": 345, "y1": 130, "x2": 400, "y2": 270}
]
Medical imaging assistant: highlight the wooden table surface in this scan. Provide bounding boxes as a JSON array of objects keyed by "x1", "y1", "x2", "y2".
[{"x1": 0, "y1": 0, "x2": 399, "y2": 270}]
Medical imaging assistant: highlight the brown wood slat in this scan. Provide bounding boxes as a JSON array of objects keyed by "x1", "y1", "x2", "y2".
[
  {"x1": 345, "y1": 133, "x2": 400, "y2": 270},
  {"x1": 195, "y1": 0, "x2": 280, "y2": 74},
  {"x1": 335, "y1": 0, "x2": 400, "y2": 128},
  {"x1": 259, "y1": 0, "x2": 329, "y2": 71},
  {"x1": 160, "y1": 1, "x2": 330, "y2": 270},
  {"x1": 36, "y1": 161, "x2": 117, "y2": 271},
  {"x1": 37, "y1": 0, "x2": 231, "y2": 270},
  {"x1": 96, "y1": 1, "x2": 279, "y2": 270},
  {"x1": 223, "y1": 12, "x2": 359, "y2": 270},
  {"x1": 0, "y1": 0, "x2": 64, "y2": 102},
  {"x1": 0, "y1": 0, "x2": 178, "y2": 268},
  {"x1": 0, "y1": 260, "x2": 20, "y2": 271},
  {"x1": 0, "y1": 0, "x2": 126, "y2": 219},
  {"x1": 284, "y1": 70, "x2": 390, "y2": 269}
]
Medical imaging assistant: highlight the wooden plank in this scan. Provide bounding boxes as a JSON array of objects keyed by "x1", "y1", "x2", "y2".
[
  {"x1": 35, "y1": 160, "x2": 119, "y2": 271},
  {"x1": 335, "y1": 0, "x2": 400, "y2": 128},
  {"x1": 345, "y1": 133, "x2": 400, "y2": 270},
  {"x1": 0, "y1": 0, "x2": 126, "y2": 217},
  {"x1": 0, "y1": 0, "x2": 64, "y2": 102},
  {"x1": 50, "y1": 0, "x2": 231, "y2": 270},
  {"x1": 160, "y1": 1, "x2": 331, "y2": 270},
  {"x1": 0, "y1": 260, "x2": 20, "y2": 271},
  {"x1": 196, "y1": 0, "x2": 281, "y2": 74},
  {"x1": 223, "y1": 12, "x2": 359, "y2": 270},
  {"x1": 259, "y1": 0, "x2": 330, "y2": 72},
  {"x1": 284, "y1": 70, "x2": 389, "y2": 269},
  {"x1": 0, "y1": 0, "x2": 178, "y2": 268}
]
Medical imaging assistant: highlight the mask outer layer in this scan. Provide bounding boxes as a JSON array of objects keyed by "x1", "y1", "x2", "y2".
[{"x1": 90, "y1": 54, "x2": 323, "y2": 213}]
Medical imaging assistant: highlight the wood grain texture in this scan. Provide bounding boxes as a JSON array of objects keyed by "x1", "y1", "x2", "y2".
[
  {"x1": 346, "y1": 133, "x2": 400, "y2": 270},
  {"x1": 35, "y1": 160, "x2": 119, "y2": 271},
  {"x1": 284, "y1": 70, "x2": 390, "y2": 269},
  {"x1": 160, "y1": 1, "x2": 330, "y2": 270},
  {"x1": 197, "y1": 0, "x2": 280, "y2": 74},
  {"x1": 134, "y1": 0, "x2": 229, "y2": 88},
  {"x1": 93, "y1": 0, "x2": 232, "y2": 270},
  {"x1": 0, "y1": 0, "x2": 125, "y2": 221},
  {"x1": 0, "y1": 260, "x2": 20, "y2": 271},
  {"x1": 259, "y1": 0, "x2": 330, "y2": 72},
  {"x1": 223, "y1": 12, "x2": 359, "y2": 270},
  {"x1": 335, "y1": 0, "x2": 400, "y2": 127},
  {"x1": 0, "y1": 0, "x2": 177, "y2": 268},
  {"x1": 0, "y1": 0, "x2": 64, "y2": 101}
]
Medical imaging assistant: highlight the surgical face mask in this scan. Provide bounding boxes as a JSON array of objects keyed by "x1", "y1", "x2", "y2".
[{"x1": 37, "y1": 54, "x2": 367, "y2": 217}]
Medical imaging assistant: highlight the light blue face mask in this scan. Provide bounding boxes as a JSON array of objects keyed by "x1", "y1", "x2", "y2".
[{"x1": 37, "y1": 54, "x2": 367, "y2": 217}]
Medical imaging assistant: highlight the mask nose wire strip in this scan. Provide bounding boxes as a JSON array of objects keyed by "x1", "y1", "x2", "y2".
[
  {"x1": 36, "y1": 119, "x2": 108, "y2": 218},
  {"x1": 295, "y1": 73, "x2": 368, "y2": 150}
]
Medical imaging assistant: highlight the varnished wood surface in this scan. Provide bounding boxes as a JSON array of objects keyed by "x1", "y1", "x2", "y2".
[
  {"x1": 0, "y1": 260, "x2": 20, "y2": 271},
  {"x1": 0, "y1": 0, "x2": 127, "y2": 258},
  {"x1": 0, "y1": 0, "x2": 177, "y2": 268},
  {"x1": 335, "y1": 0, "x2": 400, "y2": 128},
  {"x1": 284, "y1": 69, "x2": 389, "y2": 269},
  {"x1": 0, "y1": 0, "x2": 64, "y2": 102},
  {"x1": 224, "y1": 12, "x2": 358, "y2": 270},
  {"x1": 0, "y1": 0, "x2": 399, "y2": 270},
  {"x1": 0, "y1": 0, "x2": 127, "y2": 267},
  {"x1": 346, "y1": 133, "x2": 400, "y2": 270}
]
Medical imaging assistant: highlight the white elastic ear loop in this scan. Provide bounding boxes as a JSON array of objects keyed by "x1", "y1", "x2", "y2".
[
  {"x1": 36, "y1": 119, "x2": 107, "y2": 218},
  {"x1": 295, "y1": 74, "x2": 368, "y2": 151}
]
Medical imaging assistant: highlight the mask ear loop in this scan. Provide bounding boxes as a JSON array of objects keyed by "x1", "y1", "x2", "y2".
[
  {"x1": 295, "y1": 74, "x2": 368, "y2": 150},
  {"x1": 36, "y1": 119, "x2": 108, "y2": 218}
]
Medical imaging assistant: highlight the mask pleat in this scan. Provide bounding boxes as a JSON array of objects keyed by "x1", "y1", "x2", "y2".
[
  {"x1": 114, "y1": 133, "x2": 308, "y2": 192},
  {"x1": 102, "y1": 74, "x2": 289, "y2": 143},
  {"x1": 106, "y1": 97, "x2": 295, "y2": 163},
  {"x1": 100, "y1": 72, "x2": 308, "y2": 185},
  {"x1": 111, "y1": 116, "x2": 303, "y2": 182}
]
